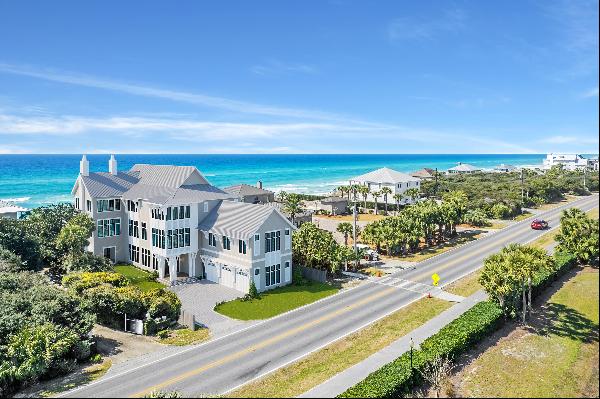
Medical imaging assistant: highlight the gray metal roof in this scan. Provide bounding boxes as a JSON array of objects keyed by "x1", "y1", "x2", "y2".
[
  {"x1": 223, "y1": 184, "x2": 274, "y2": 198},
  {"x1": 199, "y1": 200, "x2": 293, "y2": 240},
  {"x1": 165, "y1": 184, "x2": 234, "y2": 206},
  {"x1": 448, "y1": 163, "x2": 481, "y2": 172},
  {"x1": 79, "y1": 172, "x2": 139, "y2": 198},
  {"x1": 130, "y1": 164, "x2": 208, "y2": 187}
]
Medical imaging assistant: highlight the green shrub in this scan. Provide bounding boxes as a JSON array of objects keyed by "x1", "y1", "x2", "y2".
[
  {"x1": 292, "y1": 266, "x2": 310, "y2": 286},
  {"x1": 82, "y1": 285, "x2": 123, "y2": 328},
  {"x1": 62, "y1": 252, "x2": 113, "y2": 273},
  {"x1": 0, "y1": 248, "x2": 26, "y2": 273},
  {"x1": 142, "y1": 289, "x2": 181, "y2": 321},
  {"x1": 157, "y1": 330, "x2": 170, "y2": 340},
  {"x1": 489, "y1": 203, "x2": 512, "y2": 219},
  {"x1": 339, "y1": 301, "x2": 503, "y2": 398},
  {"x1": 62, "y1": 272, "x2": 129, "y2": 294},
  {"x1": 248, "y1": 281, "x2": 260, "y2": 299}
]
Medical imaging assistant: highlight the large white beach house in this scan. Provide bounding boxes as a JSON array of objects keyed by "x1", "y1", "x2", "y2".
[
  {"x1": 349, "y1": 167, "x2": 421, "y2": 205},
  {"x1": 71, "y1": 155, "x2": 295, "y2": 293}
]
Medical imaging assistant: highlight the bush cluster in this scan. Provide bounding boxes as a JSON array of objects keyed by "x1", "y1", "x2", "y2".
[{"x1": 62, "y1": 272, "x2": 181, "y2": 331}]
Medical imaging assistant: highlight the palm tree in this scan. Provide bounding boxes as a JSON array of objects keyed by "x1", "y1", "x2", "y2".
[
  {"x1": 283, "y1": 193, "x2": 303, "y2": 225},
  {"x1": 405, "y1": 188, "x2": 420, "y2": 203},
  {"x1": 277, "y1": 191, "x2": 288, "y2": 203},
  {"x1": 393, "y1": 193, "x2": 402, "y2": 215},
  {"x1": 350, "y1": 185, "x2": 359, "y2": 203},
  {"x1": 359, "y1": 186, "x2": 369, "y2": 210},
  {"x1": 336, "y1": 222, "x2": 354, "y2": 247},
  {"x1": 380, "y1": 187, "x2": 392, "y2": 215},
  {"x1": 372, "y1": 191, "x2": 381, "y2": 215},
  {"x1": 337, "y1": 185, "x2": 349, "y2": 200}
]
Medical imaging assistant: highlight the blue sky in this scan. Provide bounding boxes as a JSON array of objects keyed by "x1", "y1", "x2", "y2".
[{"x1": 0, "y1": 0, "x2": 598, "y2": 154}]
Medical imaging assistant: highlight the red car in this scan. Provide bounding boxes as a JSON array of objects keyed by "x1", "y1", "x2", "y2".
[{"x1": 531, "y1": 219, "x2": 549, "y2": 230}]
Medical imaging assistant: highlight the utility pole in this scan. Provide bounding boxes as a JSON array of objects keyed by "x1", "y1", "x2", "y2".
[
  {"x1": 520, "y1": 168, "x2": 525, "y2": 212},
  {"x1": 434, "y1": 168, "x2": 439, "y2": 197},
  {"x1": 353, "y1": 202, "x2": 358, "y2": 270},
  {"x1": 583, "y1": 167, "x2": 587, "y2": 190}
]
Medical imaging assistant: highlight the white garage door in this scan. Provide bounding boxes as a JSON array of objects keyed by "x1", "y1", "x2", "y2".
[
  {"x1": 205, "y1": 262, "x2": 218, "y2": 283},
  {"x1": 235, "y1": 270, "x2": 250, "y2": 293},
  {"x1": 221, "y1": 266, "x2": 235, "y2": 288}
]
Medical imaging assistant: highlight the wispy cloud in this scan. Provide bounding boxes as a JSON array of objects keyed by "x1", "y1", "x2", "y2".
[
  {"x1": 543, "y1": 135, "x2": 599, "y2": 145},
  {"x1": 388, "y1": 8, "x2": 467, "y2": 42},
  {"x1": 581, "y1": 87, "x2": 599, "y2": 98},
  {"x1": 251, "y1": 59, "x2": 317, "y2": 76},
  {"x1": 0, "y1": 62, "x2": 340, "y2": 121}
]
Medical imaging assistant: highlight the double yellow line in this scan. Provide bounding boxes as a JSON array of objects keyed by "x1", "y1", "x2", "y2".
[{"x1": 132, "y1": 286, "x2": 397, "y2": 397}]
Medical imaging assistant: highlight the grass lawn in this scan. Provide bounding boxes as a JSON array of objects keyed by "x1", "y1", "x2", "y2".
[
  {"x1": 384, "y1": 230, "x2": 484, "y2": 263},
  {"x1": 444, "y1": 270, "x2": 482, "y2": 297},
  {"x1": 454, "y1": 268, "x2": 599, "y2": 398},
  {"x1": 513, "y1": 210, "x2": 533, "y2": 221},
  {"x1": 215, "y1": 282, "x2": 340, "y2": 320},
  {"x1": 158, "y1": 328, "x2": 210, "y2": 346},
  {"x1": 227, "y1": 297, "x2": 452, "y2": 398},
  {"x1": 114, "y1": 264, "x2": 164, "y2": 292}
]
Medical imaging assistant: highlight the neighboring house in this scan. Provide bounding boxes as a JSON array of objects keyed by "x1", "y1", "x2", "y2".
[
  {"x1": 411, "y1": 168, "x2": 437, "y2": 180},
  {"x1": 349, "y1": 167, "x2": 421, "y2": 205},
  {"x1": 588, "y1": 158, "x2": 599, "y2": 172},
  {"x1": 447, "y1": 162, "x2": 482, "y2": 174},
  {"x1": 494, "y1": 163, "x2": 518, "y2": 173},
  {"x1": 543, "y1": 153, "x2": 588, "y2": 171},
  {"x1": 71, "y1": 155, "x2": 294, "y2": 293},
  {"x1": 304, "y1": 196, "x2": 348, "y2": 215},
  {"x1": 0, "y1": 200, "x2": 28, "y2": 219},
  {"x1": 223, "y1": 182, "x2": 275, "y2": 204},
  {"x1": 265, "y1": 201, "x2": 313, "y2": 226}
]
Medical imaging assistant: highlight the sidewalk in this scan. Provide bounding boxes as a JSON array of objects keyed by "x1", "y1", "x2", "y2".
[{"x1": 300, "y1": 290, "x2": 488, "y2": 398}]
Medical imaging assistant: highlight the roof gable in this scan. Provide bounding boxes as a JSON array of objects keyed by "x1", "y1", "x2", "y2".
[
  {"x1": 130, "y1": 164, "x2": 208, "y2": 187},
  {"x1": 351, "y1": 167, "x2": 420, "y2": 184}
]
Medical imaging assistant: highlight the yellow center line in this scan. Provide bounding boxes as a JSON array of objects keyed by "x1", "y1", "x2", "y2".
[{"x1": 131, "y1": 286, "x2": 397, "y2": 397}]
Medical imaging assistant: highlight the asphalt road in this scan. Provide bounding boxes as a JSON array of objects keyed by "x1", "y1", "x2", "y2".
[{"x1": 62, "y1": 194, "x2": 599, "y2": 398}]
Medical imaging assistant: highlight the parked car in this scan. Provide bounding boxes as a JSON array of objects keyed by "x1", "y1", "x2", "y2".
[
  {"x1": 356, "y1": 244, "x2": 380, "y2": 261},
  {"x1": 530, "y1": 219, "x2": 549, "y2": 230}
]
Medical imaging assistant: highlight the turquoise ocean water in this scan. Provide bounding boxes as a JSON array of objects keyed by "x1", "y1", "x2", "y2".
[{"x1": 0, "y1": 154, "x2": 549, "y2": 209}]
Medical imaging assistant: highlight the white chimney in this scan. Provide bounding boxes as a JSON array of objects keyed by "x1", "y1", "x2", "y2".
[
  {"x1": 257, "y1": 180, "x2": 263, "y2": 189},
  {"x1": 109, "y1": 154, "x2": 118, "y2": 175},
  {"x1": 80, "y1": 155, "x2": 89, "y2": 176}
]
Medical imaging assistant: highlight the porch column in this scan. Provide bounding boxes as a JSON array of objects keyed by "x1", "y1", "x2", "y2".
[
  {"x1": 169, "y1": 256, "x2": 177, "y2": 285},
  {"x1": 189, "y1": 253, "x2": 197, "y2": 278},
  {"x1": 158, "y1": 257, "x2": 166, "y2": 279}
]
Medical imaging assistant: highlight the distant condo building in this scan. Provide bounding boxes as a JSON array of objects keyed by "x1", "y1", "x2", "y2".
[
  {"x1": 71, "y1": 155, "x2": 294, "y2": 293},
  {"x1": 349, "y1": 167, "x2": 421, "y2": 205},
  {"x1": 543, "y1": 153, "x2": 593, "y2": 171}
]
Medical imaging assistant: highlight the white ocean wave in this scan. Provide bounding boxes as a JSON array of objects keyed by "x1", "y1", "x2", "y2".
[{"x1": 0, "y1": 196, "x2": 31, "y2": 203}]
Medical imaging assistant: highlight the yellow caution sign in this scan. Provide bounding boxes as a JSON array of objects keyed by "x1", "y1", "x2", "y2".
[{"x1": 431, "y1": 273, "x2": 440, "y2": 286}]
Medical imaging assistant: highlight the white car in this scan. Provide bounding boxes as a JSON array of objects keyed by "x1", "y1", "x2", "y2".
[{"x1": 355, "y1": 244, "x2": 380, "y2": 261}]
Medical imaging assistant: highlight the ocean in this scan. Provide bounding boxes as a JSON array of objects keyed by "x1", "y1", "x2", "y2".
[{"x1": 0, "y1": 154, "x2": 549, "y2": 209}]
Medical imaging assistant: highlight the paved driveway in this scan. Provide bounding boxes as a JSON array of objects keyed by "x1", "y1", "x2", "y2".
[{"x1": 169, "y1": 280, "x2": 258, "y2": 337}]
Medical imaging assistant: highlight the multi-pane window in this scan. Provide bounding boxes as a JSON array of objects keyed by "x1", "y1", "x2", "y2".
[
  {"x1": 185, "y1": 205, "x2": 191, "y2": 218},
  {"x1": 179, "y1": 206, "x2": 185, "y2": 219},
  {"x1": 208, "y1": 233, "x2": 216, "y2": 247},
  {"x1": 160, "y1": 230, "x2": 165, "y2": 249},
  {"x1": 152, "y1": 228, "x2": 158, "y2": 247},
  {"x1": 97, "y1": 218, "x2": 120, "y2": 238},
  {"x1": 128, "y1": 244, "x2": 140, "y2": 263},
  {"x1": 222, "y1": 236, "x2": 231, "y2": 250},
  {"x1": 152, "y1": 209, "x2": 165, "y2": 220},
  {"x1": 265, "y1": 264, "x2": 279, "y2": 287},
  {"x1": 141, "y1": 248, "x2": 150, "y2": 267},
  {"x1": 141, "y1": 222, "x2": 147, "y2": 240},
  {"x1": 128, "y1": 220, "x2": 139, "y2": 238},
  {"x1": 127, "y1": 200, "x2": 137, "y2": 212},
  {"x1": 265, "y1": 231, "x2": 281, "y2": 253},
  {"x1": 86, "y1": 200, "x2": 92, "y2": 212},
  {"x1": 173, "y1": 207, "x2": 179, "y2": 220},
  {"x1": 75, "y1": 198, "x2": 80, "y2": 210},
  {"x1": 238, "y1": 240, "x2": 247, "y2": 254},
  {"x1": 185, "y1": 228, "x2": 190, "y2": 246},
  {"x1": 97, "y1": 199, "x2": 121, "y2": 212},
  {"x1": 167, "y1": 230, "x2": 173, "y2": 249},
  {"x1": 152, "y1": 254, "x2": 158, "y2": 270}
]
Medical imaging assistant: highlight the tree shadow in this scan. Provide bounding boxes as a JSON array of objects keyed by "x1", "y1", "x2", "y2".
[
  {"x1": 528, "y1": 303, "x2": 599, "y2": 344},
  {"x1": 94, "y1": 335, "x2": 122, "y2": 357}
]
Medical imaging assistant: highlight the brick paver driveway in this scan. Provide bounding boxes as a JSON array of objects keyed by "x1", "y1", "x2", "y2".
[{"x1": 169, "y1": 280, "x2": 258, "y2": 338}]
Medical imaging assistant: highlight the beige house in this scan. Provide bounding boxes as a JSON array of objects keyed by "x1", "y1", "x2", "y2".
[
  {"x1": 304, "y1": 196, "x2": 349, "y2": 215},
  {"x1": 71, "y1": 155, "x2": 295, "y2": 293},
  {"x1": 223, "y1": 182, "x2": 275, "y2": 204}
]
